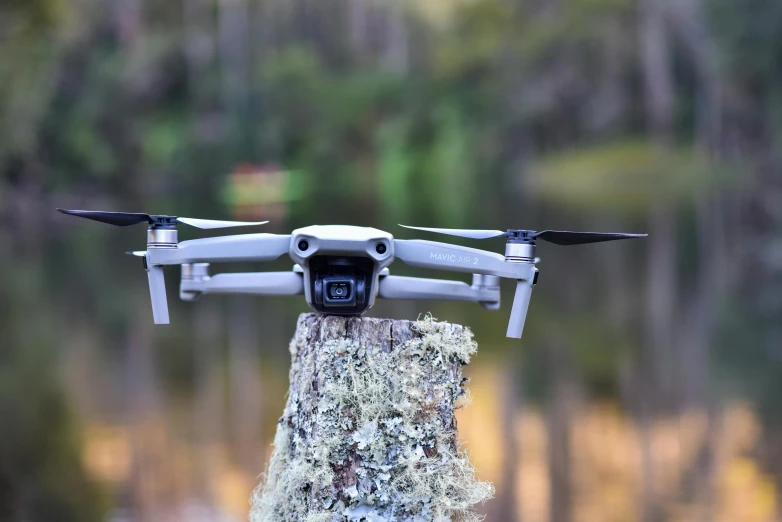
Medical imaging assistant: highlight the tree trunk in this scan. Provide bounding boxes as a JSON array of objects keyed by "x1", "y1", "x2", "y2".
[
  {"x1": 251, "y1": 314, "x2": 494, "y2": 522},
  {"x1": 546, "y1": 337, "x2": 575, "y2": 522},
  {"x1": 639, "y1": 0, "x2": 676, "y2": 519},
  {"x1": 490, "y1": 365, "x2": 521, "y2": 522},
  {"x1": 229, "y1": 296, "x2": 264, "y2": 475}
]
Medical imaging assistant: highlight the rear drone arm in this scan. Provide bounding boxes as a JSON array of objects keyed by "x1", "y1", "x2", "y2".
[
  {"x1": 392, "y1": 239, "x2": 537, "y2": 338},
  {"x1": 179, "y1": 269, "x2": 500, "y2": 308},
  {"x1": 147, "y1": 233, "x2": 292, "y2": 265},
  {"x1": 180, "y1": 270, "x2": 304, "y2": 301},
  {"x1": 377, "y1": 275, "x2": 501, "y2": 310}
]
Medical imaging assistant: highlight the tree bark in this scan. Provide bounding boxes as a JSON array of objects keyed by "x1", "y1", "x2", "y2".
[{"x1": 251, "y1": 314, "x2": 493, "y2": 522}]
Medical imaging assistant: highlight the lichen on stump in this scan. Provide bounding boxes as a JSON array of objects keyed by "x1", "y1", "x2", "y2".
[{"x1": 250, "y1": 313, "x2": 493, "y2": 522}]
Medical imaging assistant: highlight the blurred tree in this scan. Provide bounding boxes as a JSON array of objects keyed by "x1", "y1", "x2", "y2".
[
  {"x1": 0, "y1": 256, "x2": 107, "y2": 521},
  {"x1": 2, "y1": 0, "x2": 782, "y2": 518}
]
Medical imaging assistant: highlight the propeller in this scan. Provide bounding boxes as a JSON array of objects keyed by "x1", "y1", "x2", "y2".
[
  {"x1": 57, "y1": 209, "x2": 268, "y2": 229},
  {"x1": 398, "y1": 225, "x2": 646, "y2": 245}
]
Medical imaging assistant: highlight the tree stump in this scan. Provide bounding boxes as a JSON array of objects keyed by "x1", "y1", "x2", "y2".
[{"x1": 250, "y1": 314, "x2": 493, "y2": 522}]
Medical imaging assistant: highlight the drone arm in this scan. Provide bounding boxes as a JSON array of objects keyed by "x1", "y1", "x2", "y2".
[
  {"x1": 180, "y1": 271, "x2": 304, "y2": 300},
  {"x1": 149, "y1": 234, "x2": 292, "y2": 265},
  {"x1": 393, "y1": 239, "x2": 538, "y2": 337},
  {"x1": 392, "y1": 239, "x2": 527, "y2": 279},
  {"x1": 141, "y1": 235, "x2": 291, "y2": 322},
  {"x1": 377, "y1": 275, "x2": 500, "y2": 308}
]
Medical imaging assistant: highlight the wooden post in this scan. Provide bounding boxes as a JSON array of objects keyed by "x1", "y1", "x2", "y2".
[{"x1": 251, "y1": 314, "x2": 493, "y2": 521}]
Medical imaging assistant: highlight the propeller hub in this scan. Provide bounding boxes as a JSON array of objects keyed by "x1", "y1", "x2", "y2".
[
  {"x1": 505, "y1": 230, "x2": 537, "y2": 243},
  {"x1": 148, "y1": 215, "x2": 178, "y2": 229}
]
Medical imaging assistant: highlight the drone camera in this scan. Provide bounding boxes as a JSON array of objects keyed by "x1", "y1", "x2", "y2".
[
  {"x1": 58, "y1": 209, "x2": 646, "y2": 338},
  {"x1": 289, "y1": 225, "x2": 395, "y2": 316},
  {"x1": 316, "y1": 276, "x2": 362, "y2": 307},
  {"x1": 310, "y1": 257, "x2": 372, "y2": 313}
]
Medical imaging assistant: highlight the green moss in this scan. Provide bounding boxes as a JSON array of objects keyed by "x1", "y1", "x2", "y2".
[{"x1": 250, "y1": 316, "x2": 493, "y2": 522}]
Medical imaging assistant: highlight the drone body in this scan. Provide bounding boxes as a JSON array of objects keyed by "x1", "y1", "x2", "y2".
[{"x1": 57, "y1": 209, "x2": 646, "y2": 339}]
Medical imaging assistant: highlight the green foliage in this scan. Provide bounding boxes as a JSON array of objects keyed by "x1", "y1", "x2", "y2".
[
  {"x1": 710, "y1": 0, "x2": 782, "y2": 86},
  {"x1": 709, "y1": 0, "x2": 782, "y2": 146},
  {"x1": 2, "y1": 0, "x2": 66, "y2": 39}
]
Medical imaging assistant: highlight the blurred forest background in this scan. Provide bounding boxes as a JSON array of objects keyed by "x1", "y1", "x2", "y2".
[{"x1": 2, "y1": 0, "x2": 782, "y2": 520}]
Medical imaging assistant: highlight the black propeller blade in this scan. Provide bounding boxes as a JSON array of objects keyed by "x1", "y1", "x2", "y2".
[
  {"x1": 57, "y1": 209, "x2": 160, "y2": 226},
  {"x1": 399, "y1": 225, "x2": 646, "y2": 245},
  {"x1": 57, "y1": 209, "x2": 268, "y2": 229},
  {"x1": 532, "y1": 230, "x2": 647, "y2": 245}
]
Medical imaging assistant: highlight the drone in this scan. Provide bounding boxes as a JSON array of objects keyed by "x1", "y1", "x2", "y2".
[{"x1": 57, "y1": 209, "x2": 646, "y2": 339}]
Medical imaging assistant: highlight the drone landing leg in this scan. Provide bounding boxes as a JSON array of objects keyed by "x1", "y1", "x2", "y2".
[
  {"x1": 146, "y1": 265, "x2": 170, "y2": 324},
  {"x1": 506, "y1": 278, "x2": 534, "y2": 338},
  {"x1": 250, "y1": 314, "x2": 493, "y2": 520}
]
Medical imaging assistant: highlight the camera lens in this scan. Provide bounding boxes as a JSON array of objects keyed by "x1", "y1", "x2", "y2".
[
  {"x1": 315, "y1": 272, "x2": 365, "y2": 310},
  {"x1": 328, "y1": 283, "x2": 350, "y2": 299},
  {"x1": 376, "y1": 243, "x2": 387, "y2": 254},
  {"x1": 298, "y1": 240, "x2": 309, "y2": 251}
]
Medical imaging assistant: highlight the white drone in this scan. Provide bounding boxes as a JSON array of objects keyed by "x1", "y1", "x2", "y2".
[{"x1": 57, "y1": 209, "x2": 646, "y2": 339}]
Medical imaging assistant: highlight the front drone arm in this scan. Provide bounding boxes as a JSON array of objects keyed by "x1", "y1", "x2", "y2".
[
  {"x1": 147, "y1": 233, "x2": 291, "y2": 265},
  {"x1": 393, "y1": 239, "x2": 537, "y2": 338},
  {"x1": 142, "y1": 234, "x2": 292, "y2": 324},
  {"x1": 393, "y1": 239, "x2": 528, "y2": 279}
]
